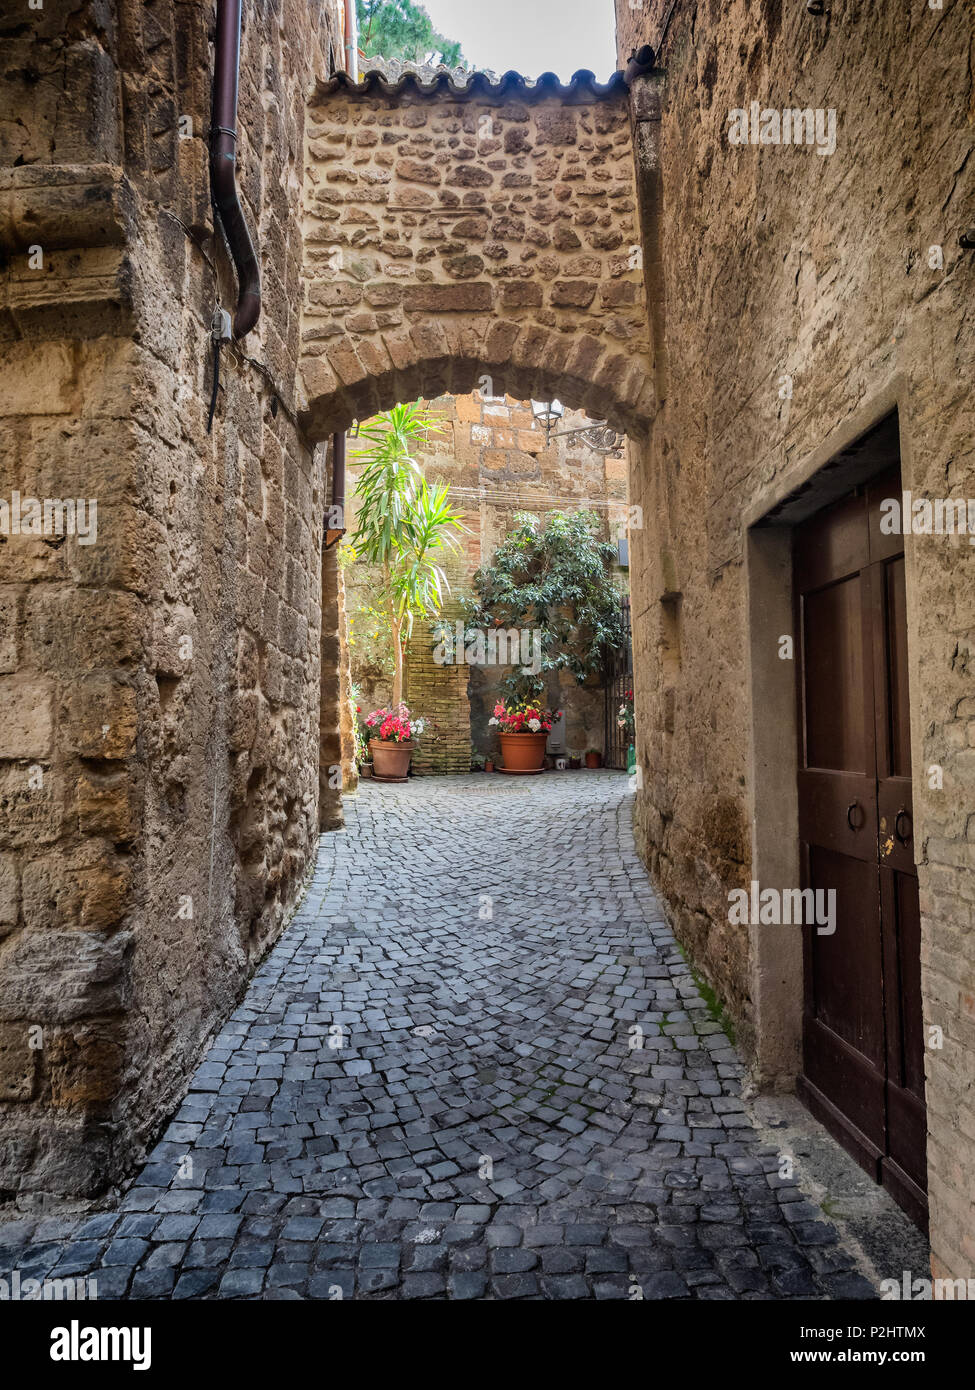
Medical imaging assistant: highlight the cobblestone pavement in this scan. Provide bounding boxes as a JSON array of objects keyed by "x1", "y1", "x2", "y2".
[{"x1": 0, "y1": 773, "x2": 876, "y2": 1300}]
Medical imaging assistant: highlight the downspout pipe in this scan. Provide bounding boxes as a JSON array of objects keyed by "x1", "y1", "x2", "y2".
[
  {"x1": 343, "y1": 0, "x2": 359, "y2": 81},
  {"x1": 211, "y1": 0, "x2": 261, "y2": 338},
  {"x1": 332, "y1": 430, "x2": 346, "y2": 521},
  {"x1": 325, "y1": 430, "x2": 347, "y2": 548}
]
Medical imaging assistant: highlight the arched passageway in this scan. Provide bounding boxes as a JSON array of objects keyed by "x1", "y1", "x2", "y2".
[{"x1": 297, "y1": 64, "x2": 656, "y2": 444}]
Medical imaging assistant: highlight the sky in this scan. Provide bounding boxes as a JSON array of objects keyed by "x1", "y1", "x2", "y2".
[{"x1": 418, "y1": 0, "x2": 620, "y2": 83}]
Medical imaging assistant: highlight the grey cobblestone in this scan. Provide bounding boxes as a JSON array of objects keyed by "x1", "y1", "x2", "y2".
[{"x1": 0, "y1": 775, "x2": 872, "y2": 1299}]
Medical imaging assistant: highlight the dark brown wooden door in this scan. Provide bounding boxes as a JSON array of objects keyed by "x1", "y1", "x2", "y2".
[{"x1": 795, "y1": 465, "x2": 927, "y2": 1229}]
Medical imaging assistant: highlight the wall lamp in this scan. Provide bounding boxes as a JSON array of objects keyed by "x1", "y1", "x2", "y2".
[{"x1": 531, "y1": 399, "x2": 625, "y2": 457}]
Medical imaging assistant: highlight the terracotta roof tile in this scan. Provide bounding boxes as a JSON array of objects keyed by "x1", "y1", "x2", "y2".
[{"x1": 315, "y1": 48, "x2": 656, "y2": 105}]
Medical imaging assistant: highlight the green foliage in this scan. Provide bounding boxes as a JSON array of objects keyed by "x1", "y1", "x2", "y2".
[
  {"x1": 348, "y1": 402, "x2": 466, "y2": 704},
  {"x1": 355, "y1": 0, "x2": 466, "y2": 67},
  {"x1": 676, "y1": 945, "x2": 737, "y2": 1045},
  {"x1": 350, "y1": 403, "x2": 465, "y2": 631},
  {"x1": 345, "y1": 582, "x2": 395, "y2": 679},
  {"x1": 348, "y1": 402, "x2": 431, "y2": 567},
  {"x1": 389, "y1": 478, "x2": 461, "y2": 636},
  {"x1": 467, "y1": 510, "x2": 625, "y2": 705}
]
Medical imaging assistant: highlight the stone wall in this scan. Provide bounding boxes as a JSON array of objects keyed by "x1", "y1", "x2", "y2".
[
  {"x1": 298, "y1": 70, "x2": 653, "y2": 438},
  {"x1": 343, "y1": 392, "x2": 629, "y2": 775},
  {"x1": 8, "y1": 0, "x2": 968, "y2": 1279},
  {"x1": 617, "y1": 0, "x2": 975, "y2": 1278},
  {"x1": 0, "y1": 0, "x2": 343, "y2": 1199}
]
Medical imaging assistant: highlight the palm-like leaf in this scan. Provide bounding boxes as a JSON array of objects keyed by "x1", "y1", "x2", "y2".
[
  {"x1": 350, "y1": 402, "x2": 445, "y2": 565},
  {"x1": 347, "y1": 405, "x2": 468, "y2": 703}
]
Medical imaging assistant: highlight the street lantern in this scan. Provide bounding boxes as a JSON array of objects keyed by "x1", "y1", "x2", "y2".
[
  {"x1": 530, "y1": 398, "x2": 625, "y2": 456},
  {"x1": 531, "y1": 398, "x2": 564, "y2": 442}
]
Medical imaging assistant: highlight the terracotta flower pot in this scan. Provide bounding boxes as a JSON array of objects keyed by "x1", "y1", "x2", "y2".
[
  {"x1": 484, "y1": 759, "x2": 495, "y2": 773},
  {"x1": 369, "y1": 739, "x2": 413, "y2": 781},
  {"x1": 499, "y1": 731, "x2": 548, "y2": 773},
  {"x1": 585, "y1": 751, "x2": 602, "y2": 769}
]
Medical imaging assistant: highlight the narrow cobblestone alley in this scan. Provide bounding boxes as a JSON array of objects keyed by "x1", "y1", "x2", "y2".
[{"x1": 2, "y1": 774, "x2": 881, "y2": 1300}]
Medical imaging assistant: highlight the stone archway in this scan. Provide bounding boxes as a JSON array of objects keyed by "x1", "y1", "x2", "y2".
[
  {"x1": 297, "y1": 67, "x2": 655, "y2": 442},
  {"x1": 300, "y1": 67, "x2": 657, "y2": 836}
]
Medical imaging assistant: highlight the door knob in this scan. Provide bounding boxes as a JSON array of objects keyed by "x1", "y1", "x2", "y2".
[
  {"x1": 847, "y1": 801, "x2": 864, "y2": 831},
  {"x1": 895, "y1": 809, "x2": 912, "y2": 844}
]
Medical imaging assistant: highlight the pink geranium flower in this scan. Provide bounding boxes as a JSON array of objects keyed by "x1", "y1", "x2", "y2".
[{"x1": 365, "y1": 704, "x2": 423, "y2": 745}]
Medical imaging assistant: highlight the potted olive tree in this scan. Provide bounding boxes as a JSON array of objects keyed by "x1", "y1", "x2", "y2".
[{"x1": 468, "y1": 511, "x2": 626, "y2": 776}]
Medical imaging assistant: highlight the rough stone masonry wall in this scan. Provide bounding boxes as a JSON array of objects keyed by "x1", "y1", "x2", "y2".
[
  {"x1": 616, "y1": 0, "x2": 975, "y2": 1278},
  {"x1": 298, "y1": 80, "x2": 654, "y2": 439},
  {"x1": 0, "y1": 0, "x2": 341, "y2": 1199}
]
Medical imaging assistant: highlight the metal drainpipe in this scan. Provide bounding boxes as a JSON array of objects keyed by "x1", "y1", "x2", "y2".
[
  {"x1": 211, "y1": 0, "x2": 261, "y2": 338},
  {"x1": 343, "y1": 0, "x2": 359, "y2": 80},
  {"x1": 325, "y1": 430, "x2": 347, "y2": 549}
]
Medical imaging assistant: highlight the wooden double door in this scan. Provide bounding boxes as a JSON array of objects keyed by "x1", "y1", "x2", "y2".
[{"x1": 794, "y1": 464, "x2": 927, "y2": 1228}]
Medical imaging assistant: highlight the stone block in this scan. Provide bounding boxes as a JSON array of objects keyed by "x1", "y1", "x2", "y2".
[
  {"x1": 551, "y1": 280, "x2": 598, "y2": 309},
  {"x1": 0, "y1": 852, "x2": 19, "y2": 933},
  {"x1": 0, "y1": 929, "x2": 131, "y2": 1024},
  {"x1": 26, "y1": 588, "x2": 146, "y2": 674},
  {"x1": 395, "y1": 158, "x2": 441, "y2": 185},
  {"x1": 0, "y1": 675, "x2": 55, "y2": 758},
  {"x1": 0, "y1": 340, "x2": 78, "y2": 416},
  {"x1": 73, "y1": 771, "x2": 139, "y2": 842},
  {"x1": 59, "y1": 678, "x2": 138, "y2": 759},
  {"x1": 46, "y1": 1023, "x2": 124, "y2": 1109},
  {"x1": 501, "y1": 283, "x2": 542, "y2": 309},
  {"x1": 0, "y1": 588, "x2": 19, "y2": 672},
  {"x1": 0, "y1": 1022, "x2": 36, "y2": 1101},
  {"x1": 403, "y1": 283, "x2": 494, "y2": 313},
  {"x1": 21, "y1": 846, "x2": 130, "y2": 931},
  {"x1": 307, "y1": 282, "x2": 363, "y2": 309}
]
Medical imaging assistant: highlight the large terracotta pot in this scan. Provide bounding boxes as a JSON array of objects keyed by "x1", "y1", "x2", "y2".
[
  {"x1": 369, "y1": 739, "x2": 413, "y2": 781},
  {"x1": 499, "y1": 731, "x2": 548, "y2": 773}
]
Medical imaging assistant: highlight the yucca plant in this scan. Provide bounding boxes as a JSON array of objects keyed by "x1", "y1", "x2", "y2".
[{"x1": 349, "y1": 403, "x2": 466, "y2": 707}]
